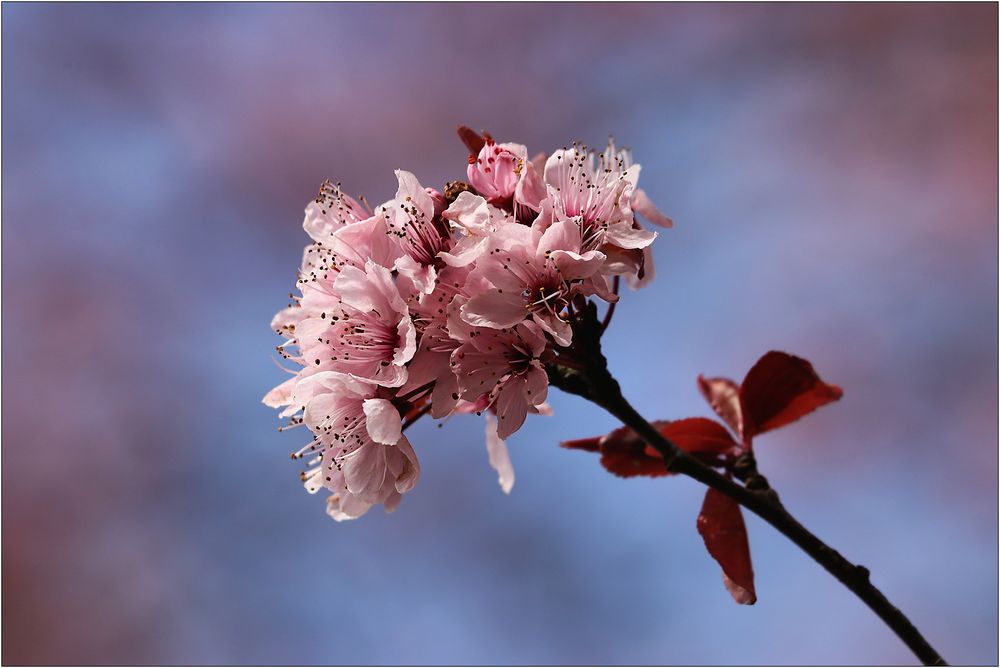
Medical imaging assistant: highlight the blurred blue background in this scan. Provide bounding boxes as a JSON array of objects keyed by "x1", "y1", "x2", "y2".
[{"x1": 2, "y1": 3, "x2": 997, "y2": 665}]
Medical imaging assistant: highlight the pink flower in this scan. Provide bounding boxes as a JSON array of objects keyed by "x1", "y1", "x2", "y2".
[
  {"x1": 408, "y1": 264, "x2": 484, "y2": 332},
  {"x1": 398, "y1": 323, "x2": 460, "y2": 419},
  {"x1": 294, "y1": 260, "x2": 416, "y2": 387},
  {"x1": 268, "y1": 129, "x2": 670, "y2": 521},
  {"x1": 380, "y1": 170, "x2": 452, "y2": 294},
  {"x1": 303, "y1": 180, "x2": 372, "y2": 243},
  {"x1": 544, "y1": 142, "x2": 671, "y2": 236},
  {"x1": 439, "y1": 191, "x2": 513, "y2": 268},
  {"x1": 270, "y1": 185, "x2": 397, "y2": 350},
  {"x1": 450, "y1": 318, "x2": 549, "y2": 439},
  {"x1": 277, "y1": 185, "x2": 401, "y2": 345},
  {"x1": 461, "y1": 218, "x2": 605, "y2": 346},
  {"x1": 297, "y1": 214, "x2": 401, "y2": 307},
  {"x1": 542, "y1": 141, "x2": 670, "y2": 289},
  {"x1": 544, "y1": 146, "x2": 644, "y2": 248},
  {"x1": 291, "y1": 372, "x2": 420, "y2": 521},
  {"x1": 399, "y1": 281, "x2": 486, "y2": 419},
  {"x1": 466, "y1": 136, "x2": 546, "y2": 217}
]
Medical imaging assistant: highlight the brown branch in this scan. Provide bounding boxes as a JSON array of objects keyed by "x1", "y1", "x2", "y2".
[
  {"x1": 548, "y1": 301, "x2": 947, "y2": 666},
  {"x1": 598, "y1": 383, "x2": 943, "y2": 665},
  {"x1": 401, "y1": 404, "x2": 432, "y2": 432}
]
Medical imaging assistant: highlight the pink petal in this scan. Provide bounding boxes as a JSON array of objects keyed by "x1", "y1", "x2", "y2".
[
  {"x1": 333, "y1": 265, "x2": 384, "y2": 314},
  {"x1": 451, "y1": 346, "x2": 506, "y2": 401},
  {"x1": 579, "y1": 273, "x2": 617, "y2": 303},
  {"x1": 270, "y1": 305, "x2": 304, "y2": 335},
  {"x1": 548, "y1": 249, "x2": 606, "y2": 280},
  {"x1": 495, "y1": 375, "x2": 531, "y2": 439},
  {"x1": 389, "y1": 436, "x2": 421, "y2": 494},
  {"x1": 325, "y1": 492, "x2": 373, "y2": 522},
  {"x1": 538, "y1": 218, "x2": 583, "y2": 255},
  {"x1": 343, "y1": 442, "x2": 389, "y2": 502},
  {"x1": 394, "y1": 255, "x2": 437, "y2": 295},
  {"x1": 446, "y1": 297, "x2": 475, "y2": 342},
  {"x1": 515, "y1": 158, "x2": 546, "y2": 212},
  {"x1": 542, "y1": 148, "x2": 578, "y2": 190},
  {"x1": 302, "y1": 185, "x2": 367, "y2": 242},
  {"x1": 401, "y1": 337, "x2": 448, "y2": 391},
  {"x1": 462, "y1": 290, "x2": 527, "y2": 329},
  {"x1": 530, "y1": 151, "x2": 547, "y2": 175},
  {"x1": 364, "y1": 364, "x2": 407, "y2": 389},
  {"x1": 366, "y1": 259, "x2": 409, "y2": 315},
  {"x1": 623, "y1": 245, "x2": 656, "y2": 290},
  {"x1": 605, "y1": 222, "x2": 657, "y2": 250},
  {"x1": 515, "y1": 320, "x2": 549, "y2": 359},
  {"x1": 262, "y1": 376, "x2": 297, "y2": 408},
  {"x1": 523, "y1": 363, "x2": 549, "y2": 407},
  {"x1": 302, "y1": 392, "x2": 340, "y2": 434},
  {"x1": 632, "y1": 188, "x2": 673, "y2": 228},
  {"x1": 393, "y1": 317, "x2": 417, "y2": 367},
  {"x1": 484, "y1": 415, "x2": 515, "y2": 494},
  {"x1": 363, "y1": 398, "x2": 403, "y2": 445},
  {"x1": 394, "y1": 169, "x2": 435, "y2": 220},
  {"x1": 382, "y1": 489, "x2": 403, "y2": 514},
  {"x1": 443, "y1": 191, "x2": 492, "y2": 233},
  {"x1": 296, "y1": 371, "x2": 373, "y2": 405},
  {"x1": 430, "y1": 369, "x2": 460, "y2": 419},
  {"x1": 332, "y1": 216, "x2": 399, "y2": 270},
  {"x1": 473, "y1": 243, "x2": 533, "y2": 292},
  {"x1": 439, "y1": 235, "x2": 487, "y2": 268},
  {"x1": 532, "y1": 312, "x2": 572, "y2": 347}
]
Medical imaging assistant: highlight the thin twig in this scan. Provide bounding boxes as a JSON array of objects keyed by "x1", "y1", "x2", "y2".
[
  {"x1": 600, "y1": 276, "x2": 620, "y2": 333},
  {"x1": 578, "y1": 374, "x2": 946, "y2": 666},
  {"x1": 401, "y1": 404, "x2": 432, "y2": 432},
  {"x1": 396, "y1": 381, "x2": 435, "y2": 404},
  {"x1": 548, "y1": 301, "x2": 947, "y2": 666}
]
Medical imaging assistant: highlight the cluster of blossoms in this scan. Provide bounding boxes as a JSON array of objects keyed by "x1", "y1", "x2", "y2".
[{"x1": 264, "y1": 127, "x2": 671, "y2": 521}]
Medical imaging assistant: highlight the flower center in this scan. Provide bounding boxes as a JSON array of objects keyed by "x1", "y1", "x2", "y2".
[
  {"x1": 387, "y1": 202, "x2": 451, "y2": 266},
  {"x1": 324, "y1": 307, "x2": 400, "y2": 365},
  {"x1": 524, "y1": 270, "x2": 569, "y2": 318}
]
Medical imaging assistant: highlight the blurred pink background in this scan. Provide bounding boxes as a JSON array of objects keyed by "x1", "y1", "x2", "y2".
[{"x1": 3, "y1": 3, "x2": 997, "y2": 665}]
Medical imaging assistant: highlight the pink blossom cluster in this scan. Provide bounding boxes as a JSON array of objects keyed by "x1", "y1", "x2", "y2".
[{"x1": 264, "y1": 128, "x2": 671, "y2": 521}]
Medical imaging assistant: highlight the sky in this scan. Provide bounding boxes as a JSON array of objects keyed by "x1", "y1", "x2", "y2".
[{"x1": 2, "y1": 3, "x2": 997, "y2": 665}]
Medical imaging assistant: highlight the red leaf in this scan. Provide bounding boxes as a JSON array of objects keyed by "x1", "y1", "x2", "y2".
[
  {"x1": 654, "y1": 417, "x2": 740, "y2": 457},
  {"x1": 696, "y1": 377, "x2": 744, "y2": 439},
  {"x1": 597, "y1": 425, "x2": 670, "y2": 478},
  {"x1": 697, "y1": 487, "x2": 756, "y2": 605},
  {"x1": 560, "y1": 436, "x2": 601, "y2": 453},
  {"x1": 563, "y1": 418, "x2": 739, "y2": 478},
  {"x1": 456, "y1": 125, "x2": 486, "y2": 154},
  {"x1": 740, "y1": 351, "x2": 843, "y2": 437},
  {"x1": 562, "y1": 425, "x2": 668, "y2": 478}
]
